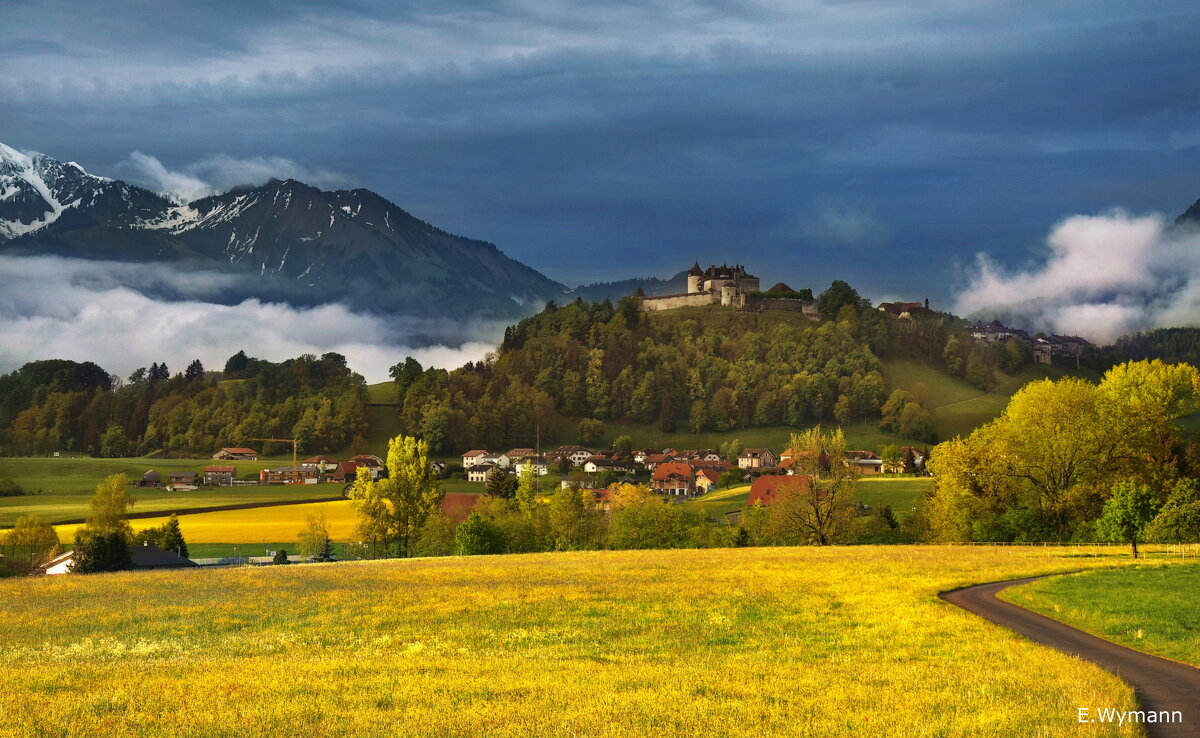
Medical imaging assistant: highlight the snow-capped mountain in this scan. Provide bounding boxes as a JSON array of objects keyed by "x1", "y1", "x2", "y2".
[{"x1": 0, "y1": 142, "x2": 566, "y2": 317}]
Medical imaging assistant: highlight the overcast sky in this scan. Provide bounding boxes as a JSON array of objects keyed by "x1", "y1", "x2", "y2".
[{"x1": 4, "y1": 1, "x2": 1200, "y2": 308}]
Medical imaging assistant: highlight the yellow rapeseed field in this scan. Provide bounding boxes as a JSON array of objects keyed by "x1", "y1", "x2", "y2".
[
  {"x1": 54, "y1": 501, "x2": 360, "y2": 544},
  {"x1": 0, "y1": 547, "x2": 1146, "y2": 737}
]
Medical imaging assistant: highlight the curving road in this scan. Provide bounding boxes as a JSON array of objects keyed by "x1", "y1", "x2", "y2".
[{"x1": 941, "y1": 576, "x2": 1200, "y2": 738}]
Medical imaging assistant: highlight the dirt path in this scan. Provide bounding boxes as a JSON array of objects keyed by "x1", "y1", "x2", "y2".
[{"x1": 941, "y1": 576, "x2": 1200, "y2": 738}]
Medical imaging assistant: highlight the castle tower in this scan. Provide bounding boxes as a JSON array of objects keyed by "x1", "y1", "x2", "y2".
[{"x1": 687, "y1": 262, "x2": 703, "y2": 294}]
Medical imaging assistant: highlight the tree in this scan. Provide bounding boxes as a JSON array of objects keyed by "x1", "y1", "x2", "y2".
[
  {"x1": 515, "y1": 462, "x2": 540, "y2": 511},
  {"x1": 943, "y1": 335, "x2": 964, "y2": 375},
  {"x1": 70, "y1": 530, "x2": 131, "y2": 573},
  {"x1": 348, "y1": 435, "x2": 443, "y2": 557},
  {"x1": 1147, "y1": 479, "x2": 1200, "y2": 543},
  {"x1": 485, "y1": 470, "x2": 517, "y2": 499},
  {"x1": 99, "y1": 424, "x2": 130, "y2": 458},
  {"x1": 1098, "y1": 481, "x2": 1159, "y2": 558},
  {"x1": 185, "y1": 359, "x2": 205, "y2": 380},
  {"x1": 816, "y1": 280, "x2": 864, "y2": 320},
  {"x1": 1, "y1": 515, "x2": 60, "y2": 563},
  {"x1": 771, "y1": 427, "x2": 858, "y2": 545},
  {"x1": 455, "y1": 512, "x2": 503, "y2": 555},
  {"x1": 273, "y1": 548, "x2": 289, "y2": 564},
  {"x1": 718, "y1": 468, "x2": 743, "y2": 489},
  {"x1": 879, "y1": 444, "x2": 903, "y2": 474},
  {"x1": 613, "y1": 435, "x2": 634, "y2": 464},
  {"x1": 161, "y1": 513, "x2": 188, "y2": 558},
  {"x1": 547, "y1": 486, "x2": 587, "y2": 550},
  {"x1": 719, "y1": 439, "x2": 745, "y2": 464},
  {"x1": 298, "y1": 510, "x2": 332, "y2": 560},
  {"x1": 578, "y1": 418, "x2": 603, "y2": 445},
  {"x1": 86, "y1": 473, "x2": 135, "y2": 538}
]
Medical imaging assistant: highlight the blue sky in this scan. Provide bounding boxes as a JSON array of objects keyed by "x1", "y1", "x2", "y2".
[{"x1": 4, "y1": 0, "x2": 1200, "y2": 307}]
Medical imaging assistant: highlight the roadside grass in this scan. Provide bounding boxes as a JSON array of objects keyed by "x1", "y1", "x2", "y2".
[
  {"x1": 682, "y1": 485, "x2": 751, "y2": 518},
  {"x1": 1000, "y1": 563, "x2": 1200, "y2": 666},
  {"x1": 366, "y1": 380, "x2": 397, "y2": 404},
  {"x1": 0, "y1": 546, "x2": 1146, "y2": 736}
]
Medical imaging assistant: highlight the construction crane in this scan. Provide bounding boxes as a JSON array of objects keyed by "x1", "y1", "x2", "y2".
[{"x1": 249, "y1": 437, "x2": 301, "y2": 483}]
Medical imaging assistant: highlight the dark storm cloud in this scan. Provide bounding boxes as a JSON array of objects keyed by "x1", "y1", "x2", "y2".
[{"x1": 4, "y1": 1, "x2": 1200, "y2": 313}]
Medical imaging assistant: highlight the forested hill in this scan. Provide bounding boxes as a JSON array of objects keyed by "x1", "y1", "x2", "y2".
[
  {"x1": 385, "y1": 289, "x2": 1032, "y2": 453},
  {"x1": 1095, "y1": 328, "x2": 1200, "y2": 368},
  {"x1": 0, "y1": 353, "x2": 368, "y2": 457}
]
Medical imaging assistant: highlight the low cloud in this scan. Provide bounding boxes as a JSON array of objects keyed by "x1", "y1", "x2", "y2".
[
  {"x1": 954, "y1": 211, "x2": 1200, "y2": 343},
  {"x1": 119, "y1": 151, "x2": 349, "y2": 203},
  {"x1": 774, "y1": 203, "x2": 890, "y2": 247},
  {"x1": 0, "y1": 255, "x2": 503, "y2": 383}
]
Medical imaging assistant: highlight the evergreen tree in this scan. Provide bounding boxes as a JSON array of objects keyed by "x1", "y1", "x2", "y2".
[
  {"x1": 273, "y1": 548, "x2": 289, "y2": 564},
  {"x1": 161, "y1": 513, "x2": 188, "y2": 558},
  {"x1": 185, "y1": 359, "x2": 205, "y2": 380}
]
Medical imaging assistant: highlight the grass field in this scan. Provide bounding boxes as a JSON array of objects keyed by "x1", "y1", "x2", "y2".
[
  {"x1": 1001, "y1": 563, "x2": 1200, "y2": 667},
  {"x1": 0, "y1": 457, "x2": 280, "y2": 496},
  {"x1": 684, "y1": 477, "x2": 931, "y2": 520},
  {"x1": 0, "y1": 486, "x2": 340, "y2": 528},
  {"x1": 681, "y1": 485, "x2": 752, "y2": 518},
  {"x1": 0, "y1": 546, "x2": 1148, "y2": 736}
]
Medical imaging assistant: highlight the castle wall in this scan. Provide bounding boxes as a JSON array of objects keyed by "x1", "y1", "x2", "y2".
[
  {"x1": 640, "y1": 292, "x2": 719, "y2": 311},
  {"x1": 743, "y1": 296, "x2": 819, "y2": 319}
]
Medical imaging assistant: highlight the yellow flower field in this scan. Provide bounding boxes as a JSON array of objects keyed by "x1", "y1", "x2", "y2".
[
  {"x1": 0, "y1": 546, "x2": 1152, "y2": 736},
  {"x1": 54, "y1": 500, "x2": 360, "y2": 544}
]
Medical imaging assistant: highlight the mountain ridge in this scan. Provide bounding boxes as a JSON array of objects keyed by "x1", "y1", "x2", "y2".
[{"x1": 0, "y1": 143, "x2": 566, "y2": 318}]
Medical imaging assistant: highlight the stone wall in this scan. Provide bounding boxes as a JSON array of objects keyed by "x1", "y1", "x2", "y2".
[
  {"x1": 639, "y1": 292, "x2": 719, "y2": 311},
  {"x1": 742, "y1": 296, "x2": 819, "y2": 319}
]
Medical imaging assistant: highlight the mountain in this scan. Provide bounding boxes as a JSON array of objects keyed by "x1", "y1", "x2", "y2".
[
  {"x1": 1174, "y1": 197, "x2": 1200, "y2": 228},
  {"x1": 570, "y1": 270, "x2": 689, "y2": 303},
  {"x1": 0, "y1": 142, "x2": 567, "y2": 317}
]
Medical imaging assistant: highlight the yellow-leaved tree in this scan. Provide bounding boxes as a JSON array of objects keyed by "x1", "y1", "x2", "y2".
[{"x1": 349, "y1": 435, "x2": 442, "y2": 557}]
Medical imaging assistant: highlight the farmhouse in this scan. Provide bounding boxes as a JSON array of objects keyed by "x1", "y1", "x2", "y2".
[
  {"x1": 259, "y1": 466, "x2": 319, "y2": 485},
  {"x1": 548, "y1": 445, "x2": 594, "y2": 467},
  {"x1": 140, "y1": 469, "x2": 162, "y2": 487},
  {"x1": 738, "y1": 448, "x2": 777, "y2": 469},
  {"x1": 167, "y1": 472, "x2": 198, "y2": 491},
  {"x1": 467, "y1": 463, "x2": 501, "y2": 483},
  {"x1": 212, "y1": 447, "x2": 258, "y2": 461},
  {"x1": 42, "y1": 543, "x2": 198, "y2": 575},
  {"x1": 514, "y1": 456, "x2": 551, "y2": 476},
  {"x1": 202, "y1": 465, "x2": 235, "y2": 486},
  {"x1": 461, "y1": 450, "x2": 488, "y2": 468},
  {"x1": 747, "y1": 474, "x2": 813, "y2": 507},
  {"x1": 844, "y1": 450, "x2": 883, "y2": 475}
]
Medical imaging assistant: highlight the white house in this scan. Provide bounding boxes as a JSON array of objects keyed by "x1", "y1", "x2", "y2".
[
  {"x1": 738, "y1": 448, "x2": 777, "y2": 469},
  {"x1": 467, "y1": 463, "x2": 501, "y2": 483},
  {"x1": 514, "y1": 456, "x2": 550, "y2": 476},
  {"x1": 462, "y1": 450, "x2": 488, "y2": 468},
  {"x1": 481, "y1": 453, "x2": 511, "y2": 469}
]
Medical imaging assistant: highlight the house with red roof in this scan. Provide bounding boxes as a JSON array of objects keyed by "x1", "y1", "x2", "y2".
[
  {"x1": 747, "y1": 475, "x2": 813, "y2": 507},
  {"x1": 651, "y1": 462, "x2": 696, "y2": 497}
]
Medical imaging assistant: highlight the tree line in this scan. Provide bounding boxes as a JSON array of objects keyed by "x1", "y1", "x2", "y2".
[{"x1": 0, "y1": 352, "x2": 368, "y2": 457}]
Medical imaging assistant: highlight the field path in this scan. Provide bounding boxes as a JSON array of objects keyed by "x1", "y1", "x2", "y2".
[{"x1": 941, "y1": 576, "x2": 1200, "y2": 738}]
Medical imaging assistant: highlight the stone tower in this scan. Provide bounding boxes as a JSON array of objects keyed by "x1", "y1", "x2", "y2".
[{"x1": 687, "y1": 262, "x2": 704, "y2": 294}]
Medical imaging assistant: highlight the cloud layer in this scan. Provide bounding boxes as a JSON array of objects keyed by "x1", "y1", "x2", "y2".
[
  {"x1": 954, "y1": 213, "x2": 1200, "y2": 343},
  {"x1": 0, "y1": 256, "x2": 501, "y2": 382},
  {"x1": 119, "y1": 152, "x2": 349, "y2": 203},
  {"x1": 4, "y1": 1, "x2": 1200, "y2": 296}
]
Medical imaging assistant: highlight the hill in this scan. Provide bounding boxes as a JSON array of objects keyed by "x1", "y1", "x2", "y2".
[{"x1": 0, "y1": 141, "x2": 565, "y2": 318}]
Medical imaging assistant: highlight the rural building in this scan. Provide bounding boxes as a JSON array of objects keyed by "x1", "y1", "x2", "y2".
[
  {"x1": 467, "y1": 463, "x2": 501, "y2": 483},
  {"x1": 747, "y1": 475, "x2": 813, "y2": 507},
  {"x1": 140, "y1": 469, "x2": 162, "y2": 487},
  {"x1": 642, "y1": 452, "x2": 674, "y2": 471},
  {"x1": 549, "y1": 445, "x2": 594, "y2": 467},
  {"x1": 461, "y1": 450, "x2": 488, "y2": 468},
  {"x1": 301, "y1": 455, "x2": 337, "y2": 470},
  {"x1": 738, "y1": 448, "x2": 777, "y2": 469},
  {"x1": 651, "y1": 462, "x2": 696, "y2": 497},
  {"x1": 506, "y1": 448, "x2": 535, "y2": 462},
  {"x1": 202, "y1": 465, "x2": 235, "y2": 486},
  {"x1": 212, "y1": 447, "x2": 258, "y2": 461},
  {"x1": 349, "y1": 454, "x2": 385, "y2": 480},
  {"x1": 638, "y1": 263, "x2": 763, "y2": 311},
  {"x1": 167, "y1": 472, "x2": 198, "y2": 491},
  {"x1": 259, "y1": 466, "x2": 318, "y2": 485},
  {"x1": 584, "y1": 456, "x2": 632, "y2": 474},
  {"x1": 844, "y1": 451, "x2": 884, "y2": 475},
  {"x1": 42, "y1": 543, "x2": 198, "y2": 575},
  {"x1": 515, "y1": 456, "x2": 550, "y2": 476},
  {"x1": 877, "y1": 300, "x2": 929, "y2": 318}
]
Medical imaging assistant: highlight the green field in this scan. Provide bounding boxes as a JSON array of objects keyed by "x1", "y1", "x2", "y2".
[
  {"x1": 682, "y1": 485, "x2": 752, "y2": 518},
  {"x1": 0, "y1": 457, "x2": 282, "y2": 496},
  {"x1": 366, "y1": 380, "x2": 397, "y2": 404},
  {"x1": 0, "y1": 547, "x2": 1147, "y2": 736},
  {"x1": 685, "y1": 476, "x2": 931, "y2": 520},
  {"x1": 1001, "y1": 563, "x2": 1200, "y2": 666}
]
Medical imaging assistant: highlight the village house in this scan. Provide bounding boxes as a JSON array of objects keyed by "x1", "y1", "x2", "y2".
[
  {"x1": 467, "y1": 463, "x2": 502, "y2": 483},
  {"x1": 642, "y1": 452, "x2": 675, "y2": 472},
  {"x1": 651, "y1": 462, "x2": 696, "y2": 497},
  {"x1": 877, "y1": 299, "x2": 930, "y2": 318},
  {"x1": 506, "y1": 448, "x2": 536, "y2": 463},
  {"x1": 844, "y1": 450, "x2": 884, "y2": 475},
  {"x1": 349, "y1": 454, "x2": 385, "y2": 480},
  {"x1": 747, "y1": 475, "x2": 813, "y2": 507},
  {"x1": 167, "y1": 472, "x2": 198, "y2": 491},
  {"x1": 259, "y1": 466, "x2": 319, "y2": 485},
  {"x1": 462, "y1": 450, "x2": 488, "y2": 468},
  {"x1": 584, "y1": 456, "x2": 633, "y2": 474},
  {"x1": 139, "y1": 469, "x2": 162, "y2": 488},
  {"x1": 549, "y1": 445, "x2": 594, "y2": 467},
  {"x1": 900, "y1": 446, "x2": 926, "y2": 471},
  {"x1": 480, "y1": 452, "x2": 511, "y2": 469},
  {"x1": 202, "y1": 465, "x2": 235, "y2": 487},
  {"x1": 301, "y1": 455, "x2": 337, "y2": 471},
  {"x1": 738, "y1": 448, "x2": 777, "y2": 469},
  {"x1": 212, "y1": 447, "x2": 258, "y2": 461}
]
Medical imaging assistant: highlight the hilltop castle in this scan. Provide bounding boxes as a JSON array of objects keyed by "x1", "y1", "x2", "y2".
[{"x1": 636, "y1": 262, "x2": 816, "y2": 318}]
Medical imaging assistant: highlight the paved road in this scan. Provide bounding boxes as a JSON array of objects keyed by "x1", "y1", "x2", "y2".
[{"x1": 941, "y1": 576, "x2": 1200, "y2": 738}]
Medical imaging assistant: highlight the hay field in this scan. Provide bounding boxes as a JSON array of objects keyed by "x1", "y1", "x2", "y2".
[{"x1": 0, "y1": 546, "x2": 1147, "y2": 737}]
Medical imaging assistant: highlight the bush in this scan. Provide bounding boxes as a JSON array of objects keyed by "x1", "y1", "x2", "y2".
[
  {"x1": 455, "y1": 513, "x2": 504, "y2": 555},
  {"x1": 0, "y1": 478, "x2": 25, "y2": 497},
  {"x1": 273, "y1": 548, "x2": 289, "y2": 565}
]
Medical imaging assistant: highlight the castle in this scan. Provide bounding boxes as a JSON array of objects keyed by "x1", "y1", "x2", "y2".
[{"x1": 637, "y1": 263, "x2": 762, "y2": 311}]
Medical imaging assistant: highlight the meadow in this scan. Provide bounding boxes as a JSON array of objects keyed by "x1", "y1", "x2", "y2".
[
  {"x1": 0, "y1": 546, "x2": 1151, "y2": 737},
  {"x1": 1001, "y1": 563, "x2": 1200, "y2": 666}
]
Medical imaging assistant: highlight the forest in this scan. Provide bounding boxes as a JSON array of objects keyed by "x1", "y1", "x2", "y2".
[
  {"x1": 0, "y1": 352, "x2": 368, "y2": 457},
  {"x1": 389, "y1": 283, "x2": 1033, "y2": 452}
]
